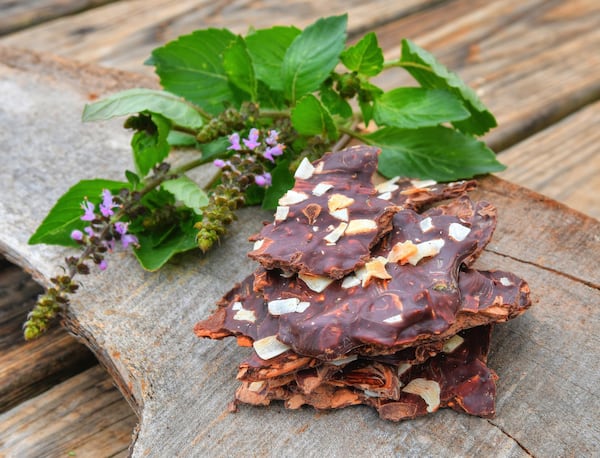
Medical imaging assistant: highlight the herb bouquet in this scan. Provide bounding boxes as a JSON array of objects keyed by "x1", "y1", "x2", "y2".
[{"x1": 25, "y1": 14, "x2": 504, "y2": 339}]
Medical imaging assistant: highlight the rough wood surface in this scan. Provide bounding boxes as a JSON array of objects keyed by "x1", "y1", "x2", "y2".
[
  {"x1": 0, "y1": 365, "x2": 137, "y2": 457},
  {"x1": 0, "y1": 0, "x2": 115, "y2": 35},
  {"x1": 0, "y1": 46, "x2": 598, "y2": 456}
]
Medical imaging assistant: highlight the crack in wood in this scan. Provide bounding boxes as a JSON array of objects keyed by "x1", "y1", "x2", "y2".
[{"x1": 486, "y1": 419, "x2": 534, "y2": 457}]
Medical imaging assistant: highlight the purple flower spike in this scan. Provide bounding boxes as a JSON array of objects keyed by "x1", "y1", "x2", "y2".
[
  {"x1": 255, "y1": 172, "x2": 272, "y2": 187},
  {"x1": 84, "y1": 226, "x2": 95, "y2": 237},
  {"x1": 115, "y1": 221, "x2": 128, "y2": 235},
  {"x1": 71, "y1": 229, "x2": 84, "y2": 241},
  {"x1": 100, "y1": 189, "x2": 117, "y2": 217},
  {"x1": 265, "y1": 130, "x2": 279, "y2": 146},
  {"x1": 121, "y1": 234, "x2": 139, "y2": 249},
  {"x1": 98, "y1": 259, "x2": 108, "y2": 271},
  {"x1": 81, "y1": 200, "x2": 96, "y2": 221},
  {"x1": 213, "y1": 159, "x2": 226, "y2": 168},
  {"x1": 243, "y1": 128, "x2": 261, "y2": 150},
  {"x1": 227, "y1": 133, "x2": 241, "y2": 151},
  {"x1": 264, "y1": 144, "x2": 284, "y2": 162}
]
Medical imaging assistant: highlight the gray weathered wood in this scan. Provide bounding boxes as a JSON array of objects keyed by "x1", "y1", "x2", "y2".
[{"x1": 0, "y1": 46, "x2": 598, "y2": 456}]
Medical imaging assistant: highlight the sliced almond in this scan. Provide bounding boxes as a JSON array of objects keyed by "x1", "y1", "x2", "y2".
[
  {"x1": 268, "y1": 298, "x2": 301, "y2": 315},
  {"x1": 402, "y1": 378, "x2": 441, "y2": 413},
  {"x1": 328, "y1": 193, "x2": 355, "y2": 212},
  {"x1": 406, "y1": 239, "x2": 445, "y2": 266},
  {"x1": 419, "y1": 217, "x2": 434, "y2": 233},
  {"x1": 330, "y1": 208, "x2": 349, "y2": 222},
  {"x1": 298, "y1": 273, "x2": 334, "y2": 293},
  {"x1": 448, "y1": 222, "x2": 471, "y2": 241},
  {"x1": 274, "y1": 206, "x2": 290, "y2": 222},
  {"x1": 312, "y1": 182, "x2": 334, "y2": 196},
  {"x1": 345, "y1": 219, "x2": 378, "y2": 235},
  {"x1": 278, "y1": 190, "x2": 309, "y2": 206},
  {"x1": 375, "y1": 177, "x2": 400, "y2": 193},
  {"x1": 387, "y1": 240, "x2": 418, "y2": 264},
  {"x1": 253, "y1": 335, "x2": 291, "y2": 360},
  {"x1": 323, "y1": 222, "x2": 348, "y2": 245},
  {"x1": 341, "y1": 275, "x2": 361, "y2": 289},
  {"x1": 294, "y1": 157, "x2": 315, "y2": 180},
  {"x1": 442, "y1": 334, "x2": 464, "y2": 353}
]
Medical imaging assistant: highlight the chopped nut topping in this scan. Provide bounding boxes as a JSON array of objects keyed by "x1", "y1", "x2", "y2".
[
  {"x1": 312, "y1": 182, "x2": 334, "y2": 196},
  {"x1": 402, "y1": 378, "x2": 441, "y2": 413},
  {"x1": 253, "y1": 335, "x2": 291, "y2": 360},
  {"x1": 329, "y1": 208, "x2": 349, "y2": 222},
  {"x1": 419, "y1": 217, "x2": 434, "y2": 233},
  {"x1": 387, "y1": 240, "x2": 419, "y2": 264},
  {"x1": 345, "y1": 219, "x2": 378, "y2": 235},
  {"x1": 278, "y1": 190, "x2": 309, "y2": 206},
  {"x1": 298, "y1": 273, "x2": 334, "y2": 292},
  {"x1": 375, "y1": 177, "x2": 400, "y2": 193},
  {"x1": 274, "y1": 206, "x2": 290, "y2": 222},
  {"x1": 302, "y1": 203, "x2": 322, "y2": 224},
  {"x1": 328, "y1": 194, "x2": 355, "y2": 212},
  {"x1": 294, "y1": 157, "x2": 316, "y2": 180},
  {"x1": 442, "y1": 334, "x2": 464, "y2": 353},
  {"x1": 448, "y1": 222, "x2": 471, "y2": 241},
  {"x1": 323, "y1": 222, "x2": 348, "y2": 245}
]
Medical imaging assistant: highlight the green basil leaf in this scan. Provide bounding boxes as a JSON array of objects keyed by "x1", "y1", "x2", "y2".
[
  {"x1": 400, "y1": 39, "x2": 496, "y2": 135},
  {"x1": 358, "y1": 80, "x2": 383, "y2": 125},
  {"x1": 319, "y1": 84, "x2": 353, "y2": 118},
  {"x1": 282, "y1": 15, "x2": 347, "y2": 103},
  {"x1": 340, "y1": 32, "x2": 383, "y2": 77},
  {"x1": 365, "y1": 126, "x2": 506, "y2": 181},
  {"x1": 150, "y1": 29, "x2": 238, "y2": 114},
  {"x1": 131, "y1": 112, "x2": 171, "y2": 177},
  {"x1": 161, "y1": 176, "x2": 209, "y2": 214},
  {"x1": 223, "y1": 35, "x2": 257, "y2": 100},
  {"x1": 262, "y1": 160, "x2": 295, "y2": 209},
  {"x1": 291, "y1": 94, "x2": 338, "y2": 140},
  {"x1": 82, "y1": 88, "x2": 204, "y2": 129},
  {"x1": 29, "y1": 179, "x2": 130, "y2": 246},
  {"x1": 245, "y1": 26, "x2": 301, "y2": 92},
  {"x1": 199, "y1": 136, "x2": 230, "y2": 160},
  {"x1": 133, "y1": 222, "x2": 198, "y2": 271},
  {"x1": 373, "y1": 88, "x2": 470, "y2": 128},
  {"x1": 167, "y1": 130, "x2": 197, "y2": 147}
]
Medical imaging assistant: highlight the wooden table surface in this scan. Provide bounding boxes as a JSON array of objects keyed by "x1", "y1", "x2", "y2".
[{"x1": 0, "y1": 1, "x2": 598, "y2": 457}]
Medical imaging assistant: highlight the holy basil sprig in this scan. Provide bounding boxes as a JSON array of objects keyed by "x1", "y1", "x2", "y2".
[{"x1": 26, "y1": 14, "x2": 504, "y2": 339}]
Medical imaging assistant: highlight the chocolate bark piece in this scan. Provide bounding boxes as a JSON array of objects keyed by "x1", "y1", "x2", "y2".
[
  {"x1": 235, "y1": 326, "x2": 498, "y2": 420},
  {"x1": 248, "y1": 145, "x2": 399, "y2": 279}
]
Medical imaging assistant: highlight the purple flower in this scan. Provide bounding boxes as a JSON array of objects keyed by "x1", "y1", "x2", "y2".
[
  {"x1": 121, "y1": 234, "x2": 139, "y2": 249},
  {"x1": 213, "y1": 159, "x2": 231, "y2": 168},
  {"x1": 264, "y1": 144, "x2": 284, "y2": 162},
  {"x1": 98, "y1": 259, "x2": 108, "y2": 271},
  {"x1": 80, "y1": 200, "x2": 96, "y2": 221},
  {"x1": 265, "y1": 130, "x2": 279, "y2": 146},
  {"x1": 84, "y1": 226, "x2": 95, "y2": 237},
  {"x1": 71, "y1": 229, "x2": 84, "y2": 241},
  {"x1": 243, "y1": 128, "x2": 261, "y2": 150},
  {"x1": 227, "y1": 133, "x2": 241, "y2": 151},
  {"x1": 255, "y1": 172, "x2": 272, "y2": 187},
  {"x1": 99, "y1": 189, "x2": 117, "y2": 217},
  {"x1": 114, "y1": 221, "x2": 129, "y2": 235}
]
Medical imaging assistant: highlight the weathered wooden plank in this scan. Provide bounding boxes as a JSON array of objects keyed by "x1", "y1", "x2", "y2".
[
  {"x1": 0, "y1": 48, "x2": 598, "y2": 457},
  {"x1": 497, "y1": 101, "x2": 600, "y2": 220},
  {"x1": 0, "y1": 365, "x2": 138, "y2": 457},
  {"x1": 0, "y1": 0, "x2": 115, "y2": 36},
  {"x1": 0, "y1": 0, "x2": 441, "y2": 72}
]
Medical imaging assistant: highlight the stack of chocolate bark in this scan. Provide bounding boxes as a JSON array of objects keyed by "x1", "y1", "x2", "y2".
[{"x1": 196, "y1": 146, "x2": 531, "y2": 421}]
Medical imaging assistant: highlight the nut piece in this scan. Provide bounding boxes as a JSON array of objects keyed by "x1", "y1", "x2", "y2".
[
  {"x1": 323, "y1": 222, "x2": 348, "y2": 245},
  {"x1": 402, "y1": 378, "x2": 441, "y2": 413},
  {"x1": 298, "y1": 273, "x2": 334, "y2": 293},
  {"x1": 362, "y1": 256, "x2": 392, "y2": 286},
  {"x1": 387, "y1": 240, "x2": 418, "y2": 264},
  {"x1": 278, "y1": 190, "x2": 309, "y2": 206},
  {"x1": 328, "y1": 193, "x2": 355, "y2": 212},
  {"x1": 442, "y1": 334, "x2": 464, "y2": 353},
  {"x1": 448, "y1": 222, "x2": 471, "y2": 241},
  {"x1": 232, "y1": 301, "x2": 257, "y2": 322},
  {"x1": 302, "y1": 203, "x2": 322, "y2": 225},
  {"x1": 345, "y1": 219, "x2": 378, "y2": 235},
  {"x1": 253, "y1": 335, "x2": 291, "y2": 360},
  {"x1": 294, "y1": 157, "x2": 316, "y2": 180},
  {"x1": 406, "y1": 239, "x2": 445, "y2": 266}
]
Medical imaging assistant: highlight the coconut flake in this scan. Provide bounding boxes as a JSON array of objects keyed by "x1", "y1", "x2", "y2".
[
  {"x1": 252, "y1": 239, "x2": 264, "y2": 251},
  {"x1": 442, "y1": 334, "x2": 464, "y2": 353},
  {"x1": 274, "y1": 206, "x2": 290, "y2": 222},
  {"x1": 410, "y1": 179, "x2": 437, "y2": 188},
  {"x1": 448, "y1": 222, "x2": 471, "y2": 241},
  {"x1": 330, "y1": 208, "x2": 349, "y2": 222},
  {"x1": 345, "y1": 219, "x2": 378, "y2": 235},
  {"x1": 312, "y1": 182, "x2": 334, "y2": 196},
  {"x1": 296, "y1": 301, "x2": 311, "y2": 313},
  {"x1": 375, "y1": 177, "x2": 400, "y2": 193},
  {"x1": 278, "y1": 190, "x2": 309, "y2": 206},
  {"x1": 362, "y1": 256, "x2": 392, "y2": 286},
  {"x1": 402, "y1": 378, "x2": 441, "y2": 413},
  {"x1": 253, "y1": 335, "x2": 291, "y2": 360},
  {"x1": 378, "y1": 191, "x2": 392, "y2": 200},
  {"x1": 232, "y1": 302, "x2": 257, "y2": 322},
  {"x1": 324, "y1": 222, "x2": 348, "y2": 245},
  {"x1": 294, "y1": 157, "x2": 315, "y2": 180},
  {"x1": 419, "y1": 217, "x2": 434, "y2": 233},
  {"x1": 328, "y1": 193, "x2": 355, "y2": 211},
  {"x1": 268, "y1": 298, "x2": 301, "y2": 315},
  {"x1": 341, "y1": 275, "x2": 361, "y2": 289},
  {"x1": 499, "y1": 276, "x2": 513, "y2": 286},
  {"x1": 329, "y1": 354, "x2": 358, "y2": 366},
  {"x1": 406, "y1": 239, "x2": 445, "y2": 265},
  {"x1": 383, "y1": 314, "x2": 404, "y2": 324},
  {"x1": 248, "y1": 381, "x2": 265, "y2": 392},
  {"x1": 397, "y1": 363, "x2": 412, "y2": 376},
  {"x1": 298, "y1": 273, "x2": 334, "y2": 292},
  {"x1": 387, "y1": 240, "x2": 418, "y2": 264}
]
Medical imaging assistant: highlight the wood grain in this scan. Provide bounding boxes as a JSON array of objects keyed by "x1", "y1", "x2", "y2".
[
  {"x1": 0, "y1": 0, "x2": 115, "y2": 35},
  {"x1": 0, "y1": 47, "x2": 598, "y2": 456},
  {"x1": 0, "y1": 365, "x2": 137, "y2": 457}
]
